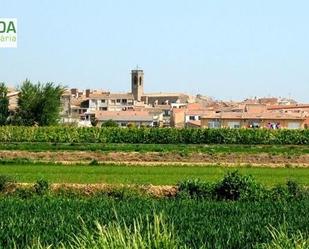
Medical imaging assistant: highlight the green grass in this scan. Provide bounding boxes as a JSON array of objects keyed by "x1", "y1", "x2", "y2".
[
  {"x1": 0, "y1": 196, "x2": 308, "y2": 248},
  {"x1": 1, "y1": 142, "x2": 309, "y2": 155},
  {"x1": 1, "y1": 164, "x2": 309, "y2": 185}
]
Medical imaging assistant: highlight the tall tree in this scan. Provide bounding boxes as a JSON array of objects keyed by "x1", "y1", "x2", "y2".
[
  {"x1": 16, "y1": 80, "x2": 64, "y2": 126},
  {"x1": 39, "y1": 82, "x2": 64, "y2": 126},
  {"x1": 0, "y1": 83, "x2": 9, "y2": 125}
]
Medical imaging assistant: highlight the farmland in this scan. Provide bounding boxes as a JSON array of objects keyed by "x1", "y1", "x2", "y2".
[
  {"x1": 0, "y1": 196, "x2": 308, "y2": 249},
  {"x1": 1, "y1": 142, "x2": 309, "y2": 154},
  {"x1": 0, "y1": 126, "x2": 309, "y2": 145},
  {"x1": 0, "y1": 163, "x2": 309, "y2": 185},
  {"x1": 0, "y1": 127, "x2": 309, "y2": 248}
]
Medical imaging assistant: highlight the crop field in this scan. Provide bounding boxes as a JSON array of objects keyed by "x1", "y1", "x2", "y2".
[
  {"x1": 0, "y1": 127, "x2": 309, "y2": 248},
  {"x1": 1, "y1": 126, "x2": 309, "y2": 145},
  {"x1": 1, "y1": 163, "x2": 309, "y2": 185},
  {"x1": 0, "y1": 196, "x2": 308, "y2": 249}
]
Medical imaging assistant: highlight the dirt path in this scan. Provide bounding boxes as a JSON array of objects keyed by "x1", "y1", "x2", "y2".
[
  {"x1": 1, "y1": 150, "x2": 309, "y2": 167},
  {"x1": 15, "y1": 183, "x2": 178, "y2": 197}
]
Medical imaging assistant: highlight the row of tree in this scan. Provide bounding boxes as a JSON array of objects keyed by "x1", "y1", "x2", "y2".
[{"x1": 0, "y1": 80, "x2": 64, "y2": 126}]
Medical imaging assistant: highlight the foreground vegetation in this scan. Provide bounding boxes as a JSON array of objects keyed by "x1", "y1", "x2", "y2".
[
  {"x1": 1, "y1": 126, "x2": 309, "y2": 144},
  {"x1": 0, "y1": 171, "x2": 308, "y2": 248},
  {"x1": 0, "y1": 163, "x2": 309, "y2": 185},
  {"x1": 0, "y1": 192, "x2": 308, "y2": 248}
]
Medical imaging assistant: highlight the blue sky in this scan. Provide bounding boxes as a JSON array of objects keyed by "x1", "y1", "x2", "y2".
[{"x1": 1, "y1": 0, "x2": 308, "y2": 102}]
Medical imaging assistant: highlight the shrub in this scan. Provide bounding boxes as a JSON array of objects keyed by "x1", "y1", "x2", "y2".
[
  {"x1": 101, "y1": 120, "x2": 118, "y2": 127},
  {"x1": 214, "y1": 171, "x2": 264, "y2": 201},
  {"x1": 269, "y1": 185, "x2": 289, "y2": 201},
  {"x1": 89, "y1": 159, "x2": 99, "y2": 166},
  {"x1": 14, "y1": 187, "x2": 34, "y2": 199},
  {"x1": 177, "y1": 179, "x2": 214, "y2": 199},
  {"x1": 34, "y1": 179, "x2": 50, "y2": 195},
  {"x1": 0, "y1": 175, "x2": 15, "y2": 192},
  {"x1": 270, "y1": 180, "x2": 306, "y2": 201},
  {"x1": 177, "y1": 172, "x2": 306, "y2": 201},
  {"x1": 286, "y1": 179, "x2": 305, "y2": 200}
]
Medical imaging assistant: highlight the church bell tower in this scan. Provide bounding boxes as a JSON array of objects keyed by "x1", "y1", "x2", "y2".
[{"x1": 131, "y1": 68, "x2": 144, "y2": 101}]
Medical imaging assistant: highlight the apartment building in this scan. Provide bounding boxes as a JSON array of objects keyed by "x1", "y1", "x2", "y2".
[
  {"x1": 81, "y1": 92, "x2": 135, "y2": 112},
  {"x1": 84, "y1": 110, "x2": 161, "y2": 127},
  {"x1": 200, "y1": 111, "x2": 306, "y2": 129}
]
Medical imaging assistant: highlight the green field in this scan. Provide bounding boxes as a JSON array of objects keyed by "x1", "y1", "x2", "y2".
[
  {"x1": 1, "y1": 126, "x2": 309, "y2": 145},
  {"x1": 0, "y1": 196, "x2": 308, "y2": 249},
  {"x1": 1, "y1": 164, "x2": 309, "y2": 185},
  {"x1": 1, "y1": 130, "x2": 309, "y2": 248}
]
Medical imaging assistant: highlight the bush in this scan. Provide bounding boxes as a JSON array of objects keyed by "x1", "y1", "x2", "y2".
[
  {"x1": 14, "y1": 187, "x2": 34, "y2": 199},
  {"x1": 214, "y1": 170, "x2": 264, "y2": 201},
  {"x1": 101, "y1": 120, "x2": 118, "y2": 127},
  {"x1": 0, "y1": 175, "x2": 15, "y2": 192},
  {"x1": 89, "y1": 159, "x2": 99, "y2": 166},
  {"x1": 270, "y1": 180, "x2": 306, "y2": 201},
  {"x1": 286, "y1": 179, "x2": 305, "y2": 200},
  {"x1": 34, "y1": 179, "x2": 50, "y2": 195},
  {"x1": 177, "y1": 172, "x2": 308, "y2": 201},
  {"x1": 177, "y1": 171, "x2": 267, "y2": 201},
  {"x1": 177, "y1": 179, "x2": 214, "y2": 199}
]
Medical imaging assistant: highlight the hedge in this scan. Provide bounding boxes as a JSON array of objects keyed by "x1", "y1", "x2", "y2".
[{"x1": 0, "y1": 126, "x2": 309, "y2": 145}]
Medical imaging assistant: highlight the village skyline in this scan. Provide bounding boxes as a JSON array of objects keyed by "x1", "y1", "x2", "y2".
[{"x1": 4, "y1": 67, "x2": 306, "y2": 103}]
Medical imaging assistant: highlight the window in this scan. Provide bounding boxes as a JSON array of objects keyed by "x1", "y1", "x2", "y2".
[
  {"x1": 288, "y1": 122, "x2": 300, "y2": 129},
  {"x1": 111, "y1": 99, "x2": 116, "y2": 104},
  {"x1": 163, "y1": 110, "x2": 170, "y2": 117},
  {"x1": 268, "y1": 122, "x2": 280, "y2": 129},
  {"x1": 134, "y1": 76, "x2": 138, "y2": 86},
  {"x1": 101, "y1": 99, "x2": 106, "y2": 103},
  {"x1": 189, "y1": 116, "x2": 195, "y2": 121},
  {"x1": 227, "y1": 121, "x2": 241, "y2": 129},
  {"x1": 99, "y1": 107, "x2": 107, "y2": 111},
  {"x1": 117, "y1": 99, "x2": 121, "y2": 103},
  {"x1": 248, "y1": 120, "x2": 260, "y2": 128},
  {"x1": 139, "y1": 76, "x2": 142, "y2": 85},
  {"x1": 122, "y1": 99, "x2": 127, "y2": 104},
  {"x1": 208, "y1": 121, "x2": 221, "y2": 128}
]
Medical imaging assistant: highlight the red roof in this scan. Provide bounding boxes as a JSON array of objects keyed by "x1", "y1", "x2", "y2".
[
  {"x1": 268, "y1": 104, "x2": 309, "y2": 110},
  {"x1": 186, "y1": 103, "x2": 204, "y2": 110},
  {"x1": 187, "y1": 120, "x2": 201, "y2": 127}
]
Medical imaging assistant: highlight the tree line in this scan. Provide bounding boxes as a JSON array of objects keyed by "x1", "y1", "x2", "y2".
[{"x1": 0, "y1": 80, "x2": 64, "y2": 126}]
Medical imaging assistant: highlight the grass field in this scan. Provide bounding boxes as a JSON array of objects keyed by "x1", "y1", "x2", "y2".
[
  {"x1": 0, "y1": 196, "x2": 308, "y2": 249},
  {"x1": 1, "y1": 163, "x2": 309, "y2": 185}
]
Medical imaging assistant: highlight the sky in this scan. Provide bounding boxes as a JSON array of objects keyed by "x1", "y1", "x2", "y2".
[{"x1": 0, "y1": 0, "x2": 308, "y2": 102}]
